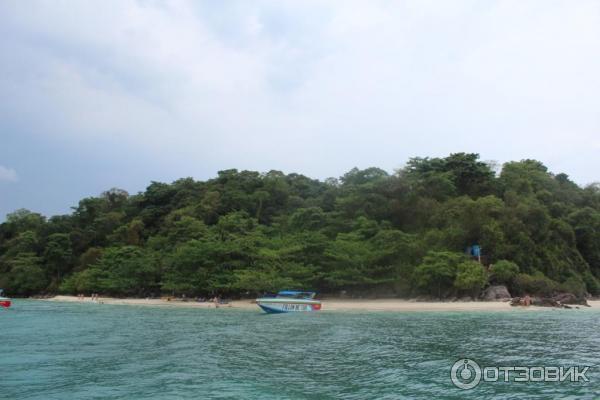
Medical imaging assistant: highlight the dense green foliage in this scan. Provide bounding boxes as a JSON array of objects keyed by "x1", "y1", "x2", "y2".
[
  {"x1": 1, "y1": 153, "x2": 600, "y2": 299},
  {"x1": 489, "y1": 260, "x2": 520, "y2": 285}
]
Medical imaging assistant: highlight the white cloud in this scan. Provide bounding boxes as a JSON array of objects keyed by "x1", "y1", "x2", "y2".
[
  {"x1": 0, "y1": 0, "x2": 599, "y2": 183},
  {"x1": 0, "y1": 165, "x2": 18, "y2": 182}
]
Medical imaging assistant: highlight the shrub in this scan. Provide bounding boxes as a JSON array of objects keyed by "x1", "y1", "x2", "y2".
[
  {"x1": 560, "y1": 275, "x2": 587, "y2": 298},
  {"x1": 454, "y1": 261, "x2": 487, "y2": 297},
  {"x1": 413, "y1": 251, "x2": 466, "y2": 298},
  {"x1": 582, "y1": 271, "x2": 600, "y2": 296},
  {"x1": 489, "y1": 260, "x2": 519, "y2": 285},
  {"x1": 513, "y1": 272, "x2": 558, "y2": 296}
]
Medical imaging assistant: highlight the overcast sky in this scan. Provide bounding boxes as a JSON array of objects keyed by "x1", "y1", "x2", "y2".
[{"x1": 1, "y1": 0, "x2": 599, "y2": 220}]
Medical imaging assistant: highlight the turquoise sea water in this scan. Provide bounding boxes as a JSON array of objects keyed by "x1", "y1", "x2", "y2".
[{"x1": 1, "y1": 300, "x2": 599, "y2": 399}]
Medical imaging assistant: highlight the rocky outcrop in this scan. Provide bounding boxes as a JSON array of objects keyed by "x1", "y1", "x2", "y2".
[
  {"x1": 530, "y1": 297, "x2": 559, "y2": 307},
  {"x1": 481, "y1": 285, "x2": 511, "y2": 301},
  {"x1": 510, "y1": 293, "x2": 589, "y2": 308},
  {"x1": 552, "y1": 292, "x2": 588, "y2": 305}
]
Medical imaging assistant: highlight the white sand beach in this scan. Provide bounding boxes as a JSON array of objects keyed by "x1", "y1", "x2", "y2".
[{"x1": 41, "y1": 295, "x2": 600, "y2": 312}]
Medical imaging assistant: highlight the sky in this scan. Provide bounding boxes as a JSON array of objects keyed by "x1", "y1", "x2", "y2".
[{"x1": 1, "y1": 0, "x2": 599, "y2": 220}]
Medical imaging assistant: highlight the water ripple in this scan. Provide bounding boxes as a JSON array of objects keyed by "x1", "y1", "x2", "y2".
[{"x1": 1, "y1": 301, "x2": 599, "y2": 399}]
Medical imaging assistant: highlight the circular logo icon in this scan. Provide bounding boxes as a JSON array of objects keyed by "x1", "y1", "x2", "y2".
[{"x1": 450, "y1": 358, "x2": 482, "y2": 390}]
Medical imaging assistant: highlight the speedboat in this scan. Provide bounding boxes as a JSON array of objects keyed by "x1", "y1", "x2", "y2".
[
  {"x1": 256, "y1": 290, "x2": 321, "y2": 313},
  {"x1": 0, "y1": 289, "x2": 11, "y2": 308}
]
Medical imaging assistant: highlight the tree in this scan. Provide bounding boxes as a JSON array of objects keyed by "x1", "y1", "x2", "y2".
[
  {"x1": 6, "y1": 253, "x2": 47, "y2": 295},
  {"x1": 341, "y1": 167, "x2": 389, "y2": 186},
  {"x1": 413, "y1": 251, "x2": 465, "y2": 298},
  {"x1": 44, "y1": 233, "x2": 72, "y2": 283},
  {"x1": 568, "y1": 208, "x2": 600, "y2": 273},
  {"x1": 403, "y1": 153, "x2": 494, "y2": 198},
  {"x1": 5, "y1": 230, "x2": 39, "y2": 256},
  {"x1": 489, "y1": 260, "x2": 519, "y2": 285},
  {"x1": 233, "y1": 267, "x2": 297, "y2": 294},
  {"x1": 444, "y1": 153, "x2": 495, "y2": 197},
  {"x1": 165, "y1": 216, "x2": 207, "y2": 245},
  {"x1": 78, "y1": 247, "x2": 103, "y2": 271},
  {"x1": 582, "y1": 271, "x2": 600, "y2": 296},
  {"x1": 1, "y1": 153, "x2": 598, "y2": 300},
  {"x1": 77, "y1": 246, "x2": 160, "y2": 296},
  {"x1": 323, "y1": 232, "x2": 377, "y2": 290},
  {"x1": 513, "y1": 272, "x2": 558, "y2": 296},
  {"x1": 560, "y1": 275, "x2": 586, "y2": 298},
  {"x1": 60, "y1": 267, "x2": 107, "y2": 294},
  {"x1": 288, "y1": 207, "x2": 326, "y2": 231},
  {"x1": 217, "y1": 212, "x2": 256, "y2": 241},
  {"x1": 454, "y1": 261, "x2": 487, "y2": 297},
  {"x1": 5, "y1": 209, "x2": 46, "y2": 232},
  {"x1": 162, "y1": 240, "x2": 213, "y2": 295},
  {"x1": 101, "y1": 188, "x2": 129, "y2": 209},
  {"x1": 126, "y1": 219, "x2": 145, "y2": 246}
]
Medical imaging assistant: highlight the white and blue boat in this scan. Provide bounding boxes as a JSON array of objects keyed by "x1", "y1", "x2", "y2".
[{"x1": 256, "y1": 291, "x2": 322, "y2": 314}]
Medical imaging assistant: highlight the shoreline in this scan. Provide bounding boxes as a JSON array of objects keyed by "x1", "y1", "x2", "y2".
[{"x1": 37, "y1": 295, "x2": 600, "y2": 312}]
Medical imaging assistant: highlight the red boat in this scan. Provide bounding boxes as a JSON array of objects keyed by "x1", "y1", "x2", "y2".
[{"x1": 0, "y1": 289, "x2": 10, "y2": 308}]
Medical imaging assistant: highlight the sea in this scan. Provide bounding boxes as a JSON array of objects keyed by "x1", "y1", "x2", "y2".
[{"x1": 1, "y1": 300, "x2": 599, "y2": 399}]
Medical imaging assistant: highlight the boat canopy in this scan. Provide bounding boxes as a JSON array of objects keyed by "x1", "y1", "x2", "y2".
[{"x1": 277, "y1": 290, "x2": 316, "y2": 299}]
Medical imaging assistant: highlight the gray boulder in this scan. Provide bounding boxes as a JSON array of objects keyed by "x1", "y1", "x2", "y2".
[
  {"x1": 531, "y1": 296, "x2": 559, "y2": 307},
  {"x1": 553, "y1": 292, "x2": 589, "y2": 306},
  {"x1": 481, "y1": 285, "x2": 511, "y2": 301}
]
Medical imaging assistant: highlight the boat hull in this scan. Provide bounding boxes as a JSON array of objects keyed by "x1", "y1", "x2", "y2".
[
  {"x1": 0, "y1": 297, "x2": 11, "y2": 308},
  {"x1": 256, "y1": 298, "x2": 321, "y2": 313}
]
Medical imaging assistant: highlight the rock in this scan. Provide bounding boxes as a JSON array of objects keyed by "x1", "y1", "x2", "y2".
[
  {"x1": 531, "y1": 297, "x2": 559, "y2": 307},
  {"x1": 553, "y1": 292, "x2": 589, "y2": 306},
  {"x1": 553, "y1": 292, "x2": 577, "y2": 304},
  {"x1": 511, "y1": 292, "x2": 590, "y2": 308},
  {"x1": 481, "y1": 285, "x2": 512, "y2": 301}
]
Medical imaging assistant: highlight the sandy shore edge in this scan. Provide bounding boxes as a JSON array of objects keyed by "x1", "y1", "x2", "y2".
[{"x1": 38, "y1": 295, "x2": 600, "y2": 312}]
